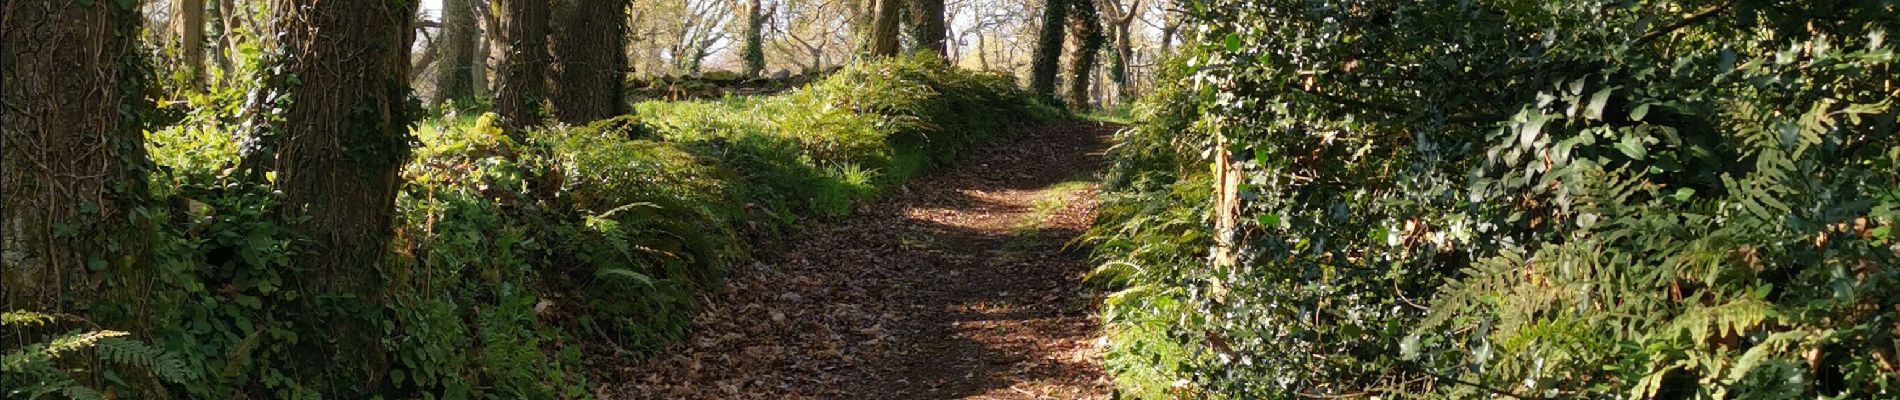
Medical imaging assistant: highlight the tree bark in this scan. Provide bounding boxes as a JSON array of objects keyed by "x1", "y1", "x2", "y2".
[
  {"x1": 865, "y1": 0, "x2": 901, "y2": 57},
  {"x1": 906, "y1": 0, "x2": 945, "y2": 57},
  {"x1": 496, "y1": 0, "x2": 552, "y2": 129},
  {"x1": 1100, "y1": 0, "x2": 1138, "y2": 103},
  {"x1": 256, "y1": 0, "x2": 416, "y2": 388},
  {"x1": 433, "y1": 0, "x2": 480, "y2": 107},
  {"x1": 1028, "y1": 0, "x2": 1067, "y2": 100},
  {"x1": 741, "y1": 0, "x2": 766, "y2": 77},
  {"x1": 2, "y1": 0, "x2": 152, "y2": 323},
  {"x1": 1063, "y1": 0, "x2": 1102, "y2": 109},
  {"x1": 550, "y1": 0, "x2": 630, "y2": 125},
  {"x1": 179, "y1": 0, "x2": 206, "y2": 88},
  {"x1": 1158, "y1": 3, "x2": 1177, "y2": 57},
  {"x1": 207, "y1": 0, "x2": 233, "y2": 77}
]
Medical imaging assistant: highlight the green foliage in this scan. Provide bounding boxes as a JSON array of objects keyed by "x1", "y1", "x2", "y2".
[
  {"x1": 638, "y1": 55, "x2": 1058, "y2": 221},
  {"x1": 1094, "y1": 1, "x2": 1900, "y2": 398},
  {"x1": 2, "y1": 313, "x2": 190, "y2": 400},
  {"x1": 56, "y1": 55, "x2": 1039, "y2": 398}
]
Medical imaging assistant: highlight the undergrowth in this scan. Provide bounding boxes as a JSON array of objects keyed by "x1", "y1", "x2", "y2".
[
  {"x1": 1089, "y1": 2, "x2": 1899, "y2": 399},
  {"x1": 26, "y1": 55, "x2": 1051, "y2": 398}
]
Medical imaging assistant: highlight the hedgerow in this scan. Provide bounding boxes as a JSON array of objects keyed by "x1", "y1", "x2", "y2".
[
  {"x1": 64, "y1": 55, "x2": 1047, "y2": 398},
  {"x1": 1091, "y1": 1, "x2": 1898, "y2": 398}
]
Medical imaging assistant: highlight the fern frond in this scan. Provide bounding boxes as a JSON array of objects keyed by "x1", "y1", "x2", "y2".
[
  {"x1": 95, "y1": 337, "x2": 193, "y2": 383},
  {"x1": 0, "y1": 311, "x2": 60, "y2": 326},
  {"x1": 2, "y1": 330, "x2": 127, "y2": 373}
]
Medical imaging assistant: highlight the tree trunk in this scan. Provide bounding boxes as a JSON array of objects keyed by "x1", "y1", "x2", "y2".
[
  {"x1": 256, "y1": 0, "x2": 416, "y2": 389},
  {"x1": 472, "y1": 0, "x2": 494, "y2": 99},
  {"x1": 550, "y1": 0, "x2": 630, "y2": 125},
  {"x1": 496, "y1": 0, "x2": 552, "y2": 129},
  {"x1": 218, "y1": 0, "x2": 240, "y2": 79},
  {"x1": 433, "y1": 0, "x2": 480, "y2": 107},
  {"x1": 866, "y1": 0, "x2": 901, "y2": 57},
  {"x1": 1063, "y1": 0, "x2": 1102, "y2": 109},
  {"x1": 906, "y1": 0, "x2": 944, "y2": 57},
  {"x1": 1158, "y1": 4, "x2": 1177, "y2": 57},
  {"x1": 2, "y1": 0, "x2": 152, "y2": 325},
  {"x1": 1100, "y1": 0, "x2": 1137, "y2": 103},
  {"x1": 741, "y1": 0, "x2": 766, "y2": 77},
  {"x1": 1028, "y1": 0, "x2": 1067, "y2": 99},
  {"x1": 977, "y1": 33, "x2": 990, "y2": 70},
  {"x1": 180, "y1": 0, "x2": 206, "y2": 88},
  {"x1": 207, "y1": 0, "x2": 233, "y2": 77}
]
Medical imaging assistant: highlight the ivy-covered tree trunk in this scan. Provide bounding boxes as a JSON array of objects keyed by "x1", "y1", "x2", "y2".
[
  {"x1": 1, "y1": 0, "x2": 151, "y2": 323},
  {"x1": 495, "y1": 0, "x2": 551, "y2": 129},
  {"x1": 906, "y1": 0, "x2": 945, "y2": 57},
  {"x1": 258, "y1": 0, "x2": 416, "y2": 390},
  {"x1": 741, "y1": 0, "x2": 766, "y2": 77},
  {"x1": 550, "y1": 0, "x2": 630, "y2": 125},
  {"x1": 1028, "y1": 0, "x2": 1067, "y2": 100},
  {"x1": 1062, "y1": 0, "x2": 1102, "y2": 109},
  {"x1": 433, "y1": 0, "x2": 480, "y2": 107},
  {"x1": 865, "y1": 0, "x2": 902, "y2": 57}
]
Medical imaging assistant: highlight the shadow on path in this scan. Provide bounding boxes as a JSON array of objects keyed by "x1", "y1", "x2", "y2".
[{"x1": 604, "y1": 121, "x2": 1120, "y2": 399}]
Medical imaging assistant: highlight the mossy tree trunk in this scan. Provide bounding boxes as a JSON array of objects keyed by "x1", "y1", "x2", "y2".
[
  {"x1": 1, "y1": 0, "x2": 152, "y2": 325},
  {"x1": 1062, "y1": 0, "x2": 1103, "y2": 109},
  {"x1": 1028, "y1": 0, "x2": 1067, "y2": 100},
  {"x1": 866, "y1": 0, "x2": 902, "y2": 57},
  {"x1": 741, "y1": 0, "x2": 766, "y2": 77},
  {"x1": 906, "y1": 0, "x2": 945, "y2": 57},
  {"x1": 550, "y1": 0, "x2": 630, "y2": 125},
  {"x1": 496, "y1": 0, "x2": 552, "y2": 129},
  {"x1": 257, "y1": 0, "x2": 417, "y2": 390},
  {"x1": 433, "y1": 0, "x2": 480, "y2": 107}
]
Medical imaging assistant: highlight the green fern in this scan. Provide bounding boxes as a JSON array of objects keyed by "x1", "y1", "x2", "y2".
[
  {"x1": 96, "y1": 337, "x2": 194, "y2": 384},
  {"x1": 3, "y1": 311, "x2": 193, "y2": 399},
  {"x1": 2, "y1": 330, "x2": 128, "y2": 373}
]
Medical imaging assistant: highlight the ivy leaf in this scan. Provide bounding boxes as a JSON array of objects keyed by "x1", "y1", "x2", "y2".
[
  {"x1": 1630, "y1": 103, "x2": 1651, "y2": 121},
  {"x1": 1672, "y1": 188, "x2": 1696, "y2": 202},
  {"x1": 1585, "y1": 88, "x2": 1613, "y2": 120},
  {"x1": 1225, "y1": 34, "x2": 1242, "y2": 52},
  {"x1": 1257, "y1": 213, "x2": 1280, "y2": 228},
  {"x1": 1615, "y1": 135, "x2": 1648, "y2": 160},
  {"x1": 1399, "y1": 333, "x2": 1422, "y2": 360}
]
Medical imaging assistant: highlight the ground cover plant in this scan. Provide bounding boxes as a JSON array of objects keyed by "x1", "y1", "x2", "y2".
[
  {"x1": 5, "y1": 54, "x2": 1047, "y2": 398},
  {"x1": 1089, "y1": 1, "x2": 1900, "y2": 398}
]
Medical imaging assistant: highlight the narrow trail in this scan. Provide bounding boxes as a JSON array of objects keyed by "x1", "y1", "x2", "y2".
[{"x1": 601, "y1": 121, "x2": 1119, "y2": 399}]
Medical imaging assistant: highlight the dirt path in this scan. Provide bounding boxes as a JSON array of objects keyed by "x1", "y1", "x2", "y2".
[{"x1": 600, "y1": 121, "x2": 1119, "y2": 399}]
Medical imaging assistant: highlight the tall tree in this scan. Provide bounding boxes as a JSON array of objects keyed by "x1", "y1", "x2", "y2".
[
  {"x1": 550, "y1": 0, "x2": 630, "y2": 124},
  {"x1": 906, "y1": 0, "x2": 945, "y2": 57},
  {"x1": 253, "y1": 0, "x2": 417, "y2": 388},
  {"x1": 865, "y1": 0, "x2": 901, "y2": 57},
  {"x1": 1099, "y1": 0, "x2": 1138, "y2": 103},
  {"x1": 1027, "y1": 0, "x2": 1067, "y2": 99},
  {"x1": 207, "y1": 0, "x2": 232, "y2": 76},
  {"x1": 434, "y1": 0, "x2": 481, "y2": 107},
  {"x1": 179, "y1": 0, "x2": 207, "y2": 87},
  {"x1": 2, "y1": 0, "x2": 152, "y2": 321},
  {"x1": 741, "y1": 0, "x2": 767, "y2": 77},
  {"x1": 495, "y1": 0, "x2": 551, "y2": 129},
  {"x1": 1063, "y1": 0, "x2": 1103, "y2": 108}
]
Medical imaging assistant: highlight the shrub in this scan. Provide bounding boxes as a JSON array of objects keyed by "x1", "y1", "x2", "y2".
[
  {"x1": 39, "y1": 55, "x2": 1044, "y2": 398},
  {"x1": 1093, "y1": 1, "x2": 1899, "y2": 398}
]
